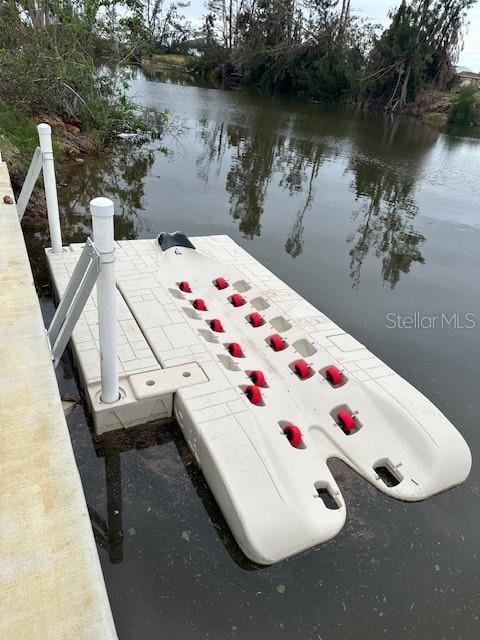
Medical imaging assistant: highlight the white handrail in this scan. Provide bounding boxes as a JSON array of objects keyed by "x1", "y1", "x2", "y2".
[
  {"x1": 91, "y1": 197, "x2": 118, "y2": 404},
  {"x1": 17, "y1": 123, "x2": 63, "y2": 252},
  {"x1": 38, "y1": 124, "x2": 62, "y2": 253}
]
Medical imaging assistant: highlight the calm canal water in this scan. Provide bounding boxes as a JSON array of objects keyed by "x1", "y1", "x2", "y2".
[{"x1": 28, "y1": 68, "x2": 480, "y2": 639}]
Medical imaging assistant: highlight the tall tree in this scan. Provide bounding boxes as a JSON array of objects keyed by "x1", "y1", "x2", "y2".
[{"x1": 369, "y1": 0, "x2": 477, "y2": 111}]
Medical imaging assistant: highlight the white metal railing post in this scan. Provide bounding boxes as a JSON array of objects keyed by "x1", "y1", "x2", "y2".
[
  {"x1": 37, "y1": 123, "x2": 62, "y2": 253},
  {"x1": 91, "y1": 197, "x2": 119, "y2": 404}
]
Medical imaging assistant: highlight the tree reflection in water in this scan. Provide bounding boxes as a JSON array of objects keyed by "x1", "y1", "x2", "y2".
[
  {"x1": 32, "y1": 108, "x2": 438, "y2": 293},
  {"x1": 26, "y1": 142, "x2": 155, "y2": 289},
  {"x1": 346, "y1": 117, "x2": 436, "y2": 288},
  {"x1": 347, "y1": 159, "x2": 425, "y2": 289},
  {"x1": 194, "y1": 110, "x2": 434, "y2": 288}
]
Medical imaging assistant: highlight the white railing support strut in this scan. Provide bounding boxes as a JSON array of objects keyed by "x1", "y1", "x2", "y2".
[
  {"x1": 17, "y1": 147, "x2": 42, "y2": 221},
  {"x1": 91, "y1": 197, "x2": 118, "y2": 404},
  {"x1": 38, "y1": 123, "x2": 62, "y2": 253}
]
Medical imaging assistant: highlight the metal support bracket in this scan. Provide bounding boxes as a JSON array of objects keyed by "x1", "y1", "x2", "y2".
[{"x1": 48, "y1": 239, "x2": 101, "y2": 367}]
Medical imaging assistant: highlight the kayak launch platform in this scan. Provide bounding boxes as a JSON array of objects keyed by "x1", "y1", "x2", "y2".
[{"x1": 47, "y1": 233, "x2": 472, "y2": 565}]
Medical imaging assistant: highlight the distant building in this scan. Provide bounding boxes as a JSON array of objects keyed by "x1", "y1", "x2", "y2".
[{"x1": 458, "y1": 71, "x2": 480, "y2": 89}]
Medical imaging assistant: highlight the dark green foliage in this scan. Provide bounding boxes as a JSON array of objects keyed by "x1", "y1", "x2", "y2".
[
  {"x1": 0, "y1": 1, "x2": 164, "y2": 143},
  {"x1": 192, "y1": 0, "x2": 477, "y2": 110},
  {"x1": 448, "y1": 86, "x2": 479, "y2": 125},
  {"x1": 366, "y1": 0, "x2": 477, "y2": 111}
]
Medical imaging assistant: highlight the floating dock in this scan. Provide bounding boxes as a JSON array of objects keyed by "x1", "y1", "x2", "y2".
[
  {"x1": 47, "y1": 233, "x2": 471, "y2": 565},
  {"x1": 0, "y1": 159, "x2": 117, "y2": 639}
]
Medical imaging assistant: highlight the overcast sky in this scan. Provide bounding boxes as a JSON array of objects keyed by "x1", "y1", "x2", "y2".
[{"x1": 184, "y1": 0, "x2": 480, "y2": 71}]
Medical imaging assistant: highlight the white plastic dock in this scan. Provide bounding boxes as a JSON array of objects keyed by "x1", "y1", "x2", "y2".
[
  {"x1": 0, "y1": 159, "x2": 117, "y2": 639},
  {"x1": 47, "y1": 234, "x2": 471, "y2": 565}
]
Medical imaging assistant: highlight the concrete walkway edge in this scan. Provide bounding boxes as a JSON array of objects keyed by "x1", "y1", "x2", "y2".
[{"x1": 0, "y1": 159, "x2": 117, "y2": 639}]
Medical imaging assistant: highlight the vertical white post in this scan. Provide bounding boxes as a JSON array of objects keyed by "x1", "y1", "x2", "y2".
[
  {"x1": 38, "y1": 123, "x2": 62, "y2": 253},
  {"x1": 91, "y1": 197, "x2": 118, "y2": 404}
]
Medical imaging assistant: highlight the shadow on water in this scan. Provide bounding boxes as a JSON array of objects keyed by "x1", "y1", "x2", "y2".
[{"x1": 90, "y1": 421, "x2": 260, "y2": 571}]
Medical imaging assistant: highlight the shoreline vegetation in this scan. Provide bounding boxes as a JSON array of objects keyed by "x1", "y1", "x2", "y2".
[
  {"x1": 1, "y1": 1, "x2": 479, "y2": 218},
  {"x1": 141, "y1": 52, "x2": 480, "y2": 132}
]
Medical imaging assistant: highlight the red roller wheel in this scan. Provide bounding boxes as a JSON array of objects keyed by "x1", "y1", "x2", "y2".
[
  {"x1": 337, "y1": 410, "x2": 356, "y2": 433},
  {"x1": 230, "y1": 293, "x2": 246, "y2": 307},
  {"x1": 269, "y1": 334, "x2": 286, "y2": 352},
  {"x1": 245, "y1": 385, "x2": 262, "y2": 405},
  {"x1": 294, "y1": 360, "x2": 310, "y2": 379},
  {"x1": 249, "y1": 312, "x2": 263, "y2": 328},
  {"x1": 214, "y1": 277, "x2": 228, "y2": 290},
  {"x1": 210, "y1": 318, "x2": 223, "y2": 332},
  {"x1": 193, "y1": 298, "x2": 207, "y2": 311},
  {"x1": 249, "y1": 370, "x2": 266, "y2": 387},
  {"x1": 179, "y1": 281, "x2": 191, "y2": 293},
  {"x1": 227, "y1": 342, "x2": 243, "y2": 357},
  {"x1": 325, "y1": 365, "x2": 342, "y2": 386},
  {"x1": 284, "y1": 424, "x2": 302, "y2": 448}
]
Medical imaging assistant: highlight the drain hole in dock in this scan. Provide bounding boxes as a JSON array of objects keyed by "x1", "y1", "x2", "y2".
[
  {"x1": 169, "y1": 288, "x2": 185, "y2": 300},
  {"x1": 183, "y1": 371, "x2": 191, "y2": 378},
  {"x1": 198, "y1": 329, "x2": 219, "y2": 344},
  {"x1": 373, "y1": 460, "x2": 402, "y2": 487},
  {"x1": 315, "y1": 484, "x2": 340, "y2": 510},
  {"x1": 217, "y1": 354, "x2": 241, "y2": 371},
  {"x1": 233, "y1": 280, "x2": 251, "y2": 293},
  {"x1": 293, "y1": 339, "x2": 317, "y2": 357},
  {"x1": 250, "y1": 297, "x2": 270, "y2": 311},
  {"x1": 270, "y1": 316, "x2": 292, "y2": 332},
  {"x1": 183, "y1": 307, "x2": 201, "y2": 320},
  {"x1": 146, "y1": 379, "x2": 155, "y2": 386}
]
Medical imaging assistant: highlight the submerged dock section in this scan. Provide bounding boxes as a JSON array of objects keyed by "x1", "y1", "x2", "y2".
[{"x1": 0, "y1": 159, "x2": 117, "y2": 638}]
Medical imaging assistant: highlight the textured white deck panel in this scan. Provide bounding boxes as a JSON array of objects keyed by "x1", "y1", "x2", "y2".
[
  {"x1": 47, "y1": 235, "x2": 471, "y2": 564},
  {"x1": 0, "y1": 161, "x2": 117, "y2": 639}
]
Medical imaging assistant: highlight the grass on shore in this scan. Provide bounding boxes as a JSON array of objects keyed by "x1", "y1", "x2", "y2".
[
  {"x1": 422, "y1": 111, "x2": 448, "y2": 129},
  {"x1": 142, "y1": 54, "x2": 189, "y2": 68},
  {"x1": 0, "y1": 103, "x2": 39, "y2": 171}
]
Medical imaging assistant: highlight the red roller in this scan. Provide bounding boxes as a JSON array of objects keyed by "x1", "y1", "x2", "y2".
[
  {"x1": 283, "y1": 424, "x2": 302, "y2": 447},
  {"x1": 227, "y1": 342, "x2": 243, "y2": 357},
  {"x1": 193, "y1": 298, "x2": 207, "y2": 311},
  {"x1": 294, "y1": 360, "x2": 310, "y2": 379},
  {"x1": 249, "y1": 312, "x2": 263, "y2": 327},
  {"x1": 210, "y1": 318, "x2": 223, "y2": 332},
  {"x1": 269, "y1": 334, "x2": 286, "y2": 352},
  {"x1": 249, "y1": 370, "x2": 266, "y2": 387},
  {"x1": 245, "y1": 385, "x2": 262, "y2": 405},
  {"x1": 337, "y1": 410, "x2": 356, "y2": 433},
  {"x1": 179, "y1": 281, "x2": 191, "y2": 293},
  {"x1": 214, "y1": 277, "x2": 228, "y2": 290},
  {"x1": 230, "y1": 293, "x2": 246, "y2": 307},
  {"x1": 325, "y1": 365, "x2": 343, "y2": 386}
]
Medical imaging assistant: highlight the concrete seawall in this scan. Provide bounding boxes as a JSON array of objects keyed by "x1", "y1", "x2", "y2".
[{"x1": 0, "y1": 158, "x2": 117, "y2": 639}]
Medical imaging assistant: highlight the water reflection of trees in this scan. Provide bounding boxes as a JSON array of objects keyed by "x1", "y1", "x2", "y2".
[
  {"x1": 24, "y1": 142, "x2": 155, "y2": 289},
  {"x1": 195, "y1": 110, "x2": 436, "y2": 289},
  {"x1": 347, "y1": 117, "x2": 436, "y2": 288},
  {"x1": 59, "y1": 142, "x2": 155, "y2": 240},
  {"x1": 196, "y1": 118, "x2": 329, "y2": 244},
  {"x1": 347, "y1": 160, "x2": 425, "y2": 288}
]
